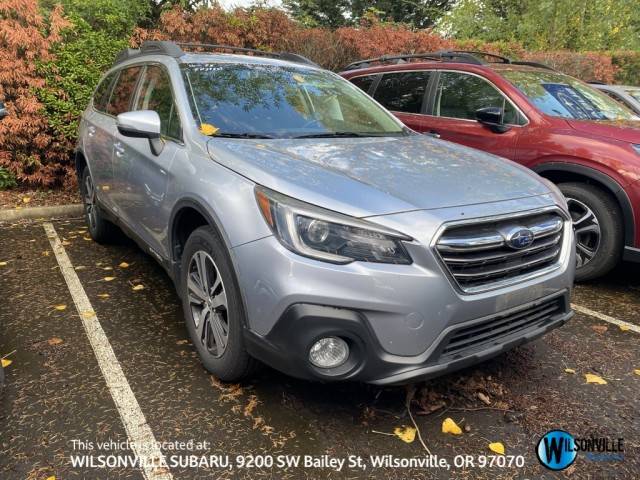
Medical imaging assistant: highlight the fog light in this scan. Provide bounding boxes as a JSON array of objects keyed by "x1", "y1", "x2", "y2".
[{"x1": 308, "y1": 337, "x2": 349, "y2": 368}]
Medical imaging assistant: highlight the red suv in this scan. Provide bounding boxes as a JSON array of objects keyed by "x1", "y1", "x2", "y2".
[{"x1": 341, "y1": 51, "x2": 640, "y2": 281}]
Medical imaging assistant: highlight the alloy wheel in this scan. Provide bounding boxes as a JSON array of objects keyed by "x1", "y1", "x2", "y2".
[
  {"x1": 187, "y1": 250, "x2": 229, "y2": 358},
  {"x1": 566, "y1": 197, "x2": 601, "y2": 268}
]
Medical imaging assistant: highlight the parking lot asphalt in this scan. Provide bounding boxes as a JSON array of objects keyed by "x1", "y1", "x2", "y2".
[{"x1": 1, "y1": 218, "x2": 638, "y2": 480}]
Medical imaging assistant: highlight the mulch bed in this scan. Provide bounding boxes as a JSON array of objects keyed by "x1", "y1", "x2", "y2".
[{"x1": 0, "y1": 187, "x2": 80, "y2": 210}]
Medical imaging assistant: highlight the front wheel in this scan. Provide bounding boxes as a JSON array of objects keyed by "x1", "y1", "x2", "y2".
[
  {"x1": 558, "y1": 182, "x2": 623, "y2": 281},
  {"x1": 80, "y1": 168, "x2": 118, "y2": 243},
  {"x1": 180, "y1": 226, "x2": 255, "y2": 382}
]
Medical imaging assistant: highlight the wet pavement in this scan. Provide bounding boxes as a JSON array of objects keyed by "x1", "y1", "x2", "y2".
[{"x1": 1, "y1": 218, "x2": 638, "y2": 480}]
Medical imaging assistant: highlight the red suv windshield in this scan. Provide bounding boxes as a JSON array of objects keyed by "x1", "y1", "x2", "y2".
[{"x1": 502, "y1": 70, "x2": 640, "y2": 122}]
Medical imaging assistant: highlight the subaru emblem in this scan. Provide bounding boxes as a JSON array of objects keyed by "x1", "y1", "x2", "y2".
[{"x1": 506, "y1": 228, "x2": 534, "y2": 250}]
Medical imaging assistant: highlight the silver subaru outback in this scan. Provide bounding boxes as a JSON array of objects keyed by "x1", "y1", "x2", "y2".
[{"x1": 76, "y1": 41, "x2": 575, "y2": 384}]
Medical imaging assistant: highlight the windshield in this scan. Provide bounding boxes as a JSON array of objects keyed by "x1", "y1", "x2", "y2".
[
  {"x1": 502, "y1": 70, "x2": 640, "y2": 121},
  {"x1": 182, "y1": 63, "x2": 406, "y2": 138},
  {"x1": 626, "y1": 88, "x2": 640, "y2": 103}
]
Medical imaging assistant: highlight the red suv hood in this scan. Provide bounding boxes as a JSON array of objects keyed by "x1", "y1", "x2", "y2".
[{"x1": 567, "y1": 119, "x2": 640, "y2": 144}]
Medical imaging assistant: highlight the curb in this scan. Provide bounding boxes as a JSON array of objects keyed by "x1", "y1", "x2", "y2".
[{"x1": 0, "y1": 204, "x2": 84, "y2": 222}]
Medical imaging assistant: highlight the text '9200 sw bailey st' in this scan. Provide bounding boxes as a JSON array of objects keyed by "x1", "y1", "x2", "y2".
[{"x1": 76, "y1": 41, "x2": 575, "y2": 384}]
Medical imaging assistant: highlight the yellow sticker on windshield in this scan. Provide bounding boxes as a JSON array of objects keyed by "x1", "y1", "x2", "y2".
[
  {"x1": 200, "y1": 123, "x2": 220, "y2": 136},
  {"x1": 293, "y1": 74, "x2": 305, "y2": 83}
]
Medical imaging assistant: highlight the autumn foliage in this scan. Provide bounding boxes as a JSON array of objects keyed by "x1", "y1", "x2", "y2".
[
  {"x1": 0, "y1": 0, "x2": 71, "y2": 187},
  {"x1": 0, "y1": 1, "x2": 638, "y2": 188}
]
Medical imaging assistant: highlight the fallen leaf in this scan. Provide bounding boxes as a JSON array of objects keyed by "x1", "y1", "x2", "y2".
[
  {"x1": 477, "y1": 392, "x2": 491, "y2": 405},
  {"x1": 489, "y1": 442, "x2": 505, "y2": 455},
  {"x1": 74, "y1": 265, "x2": 86, "y2": 271},
  {"x1": 131, "y1": 284, "x2": 144, "y2": 291},
  {"x1": 119, "y1": 262, "x2": 130, "y2": 268},
  {"x1": 619, "y1": 325, "x2": 630, "y2": 332},
  {"x1": 176, "y1": 339, "x2": 189, "y2": 345},
  {"x1": 46, "y1": 476, "x2": 56, "y2": 480},
  {"x1": 564, "y1": 368, "x2": 576, "y2": 374},
  {"x1": 61, "y1": 240, "x2": 71, "y2": 246},
  {"x1": 103, "y1": 276, "x2": 115, "y2": 282},
  {"x1": 22, "y1": 196, "x2": 31, "y2": 204},
  {"x1": 1, "y1": 358, "x2": 12, "y2": 368},
  {"x1": 83, "y1": 236, "x2": 92, "y2": 241},
  {"x1": 393, "y1": 426, "x2": 416, "y2": 443},
  {"x1": 103, "y1": 266, "x2": 113, "y2": 271},
  {"x1": 41, "y1": 251, "x2": 50, "y2": 256},
  {"x1": 80, "y1": 310, "x2": 95, "y2": 319},
  {"x1": 97, "y1": 293, "x2": 110, "y2": 299},
  {"x1": 585, "y1": 373, "x2": 607, "y2": 385},
  {"x1": 0, "y1": 261, "x2": 7, "y2": 266},
  {"x1": 591, "y1": 325, "x2": 608, "y2": 335},
  {"x1": 442, "y1": 417, "x2": 462, "y2": 435},
  {"x1": 47, "y1": 337, "x2": 64, "y2": 346},
  {"x1": 633, "y1": 369, "x2": 640, "y2": 376},
  {"x1": 53, "y1": 304, "x2": 67, "y2": 311},
  {"x1": 199, "y1": 123, "x2": 219, "y2": 136}
]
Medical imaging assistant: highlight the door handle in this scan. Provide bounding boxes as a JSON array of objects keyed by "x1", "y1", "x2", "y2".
[
  {"x1": 114, "y1": 142, "x2": 125, "y2": 157},
  {"x1": 87, "y1": 126, "x2": 96, "y2": 137},
  {"x1": 427, "y1": 130, "x2": 441, "y2": 139}
]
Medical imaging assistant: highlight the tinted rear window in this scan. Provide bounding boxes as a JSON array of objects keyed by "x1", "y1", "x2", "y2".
[
  {"x1": 107, "y1": 66, "x2": 142, "y2": 116},
  {"x1": 350, "y1": 75, "x2": 377, "y2": 95},
  {"x1": 373, "y1": 71, "x2": 430, "y2": 114}
]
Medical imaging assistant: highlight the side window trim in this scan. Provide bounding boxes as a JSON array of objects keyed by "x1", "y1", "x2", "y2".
[
  {"x1": 134, "y1": 62, "x2": 184, "y2": 144},
  {"x1": 432, "y1": 70, "x2": 529, "y2": 126}
]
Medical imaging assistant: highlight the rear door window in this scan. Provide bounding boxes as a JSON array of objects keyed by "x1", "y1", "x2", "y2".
[
  {"x1": 435, "y1": 71, "x2": 524, "y2": 125},
  {"x1": 373, "y1": 71, "x2": 430, "y2": 114},
  {"x1": 93, "y1": 72, "x2": 117, "y2": 112},
  {"x1": 135, "y1": 65, "x2": 182, "y2": 141},
  {"x1": 106, "y1": 66, "x2": 142, "y2": 116},
  {"x1": 350, "y1": 75, "x2": 377, "y2": 95}
]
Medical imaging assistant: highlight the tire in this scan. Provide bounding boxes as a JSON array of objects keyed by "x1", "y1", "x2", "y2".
[
  {"x1": 558, "y1": 182, "x2": 623, "y2": 281},
  {"x1": 180, "y1": 225, "x2": 255, "y2": 381},
  {"x1": 80, "y1": 168, "x2": 118, "y2": 243}
]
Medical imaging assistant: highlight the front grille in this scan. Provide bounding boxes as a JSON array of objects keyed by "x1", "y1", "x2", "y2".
[
  {"x1": 439, "y1": 296, "x2": 564, "y2": 361},
  {"x1": 435, "y1": 211, "x2": 565, "y2": 293}
]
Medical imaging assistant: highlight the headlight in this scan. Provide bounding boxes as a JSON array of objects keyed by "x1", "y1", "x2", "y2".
[
  {"x1": 255, "y1": 186, "x2": 413, "y2": 264},
  {"x1": 632, "y1": 144, "x2": 640, "y2": 156}
]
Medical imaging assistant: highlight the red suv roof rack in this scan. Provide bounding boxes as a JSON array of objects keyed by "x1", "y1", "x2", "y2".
[{"x1": 343, "y1": 50, "x2": 554, "y2": 72}]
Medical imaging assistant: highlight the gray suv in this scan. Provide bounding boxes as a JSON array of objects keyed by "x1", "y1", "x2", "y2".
[{"x1": 76, "y1": 41, "x2": 575, "y2": 384}]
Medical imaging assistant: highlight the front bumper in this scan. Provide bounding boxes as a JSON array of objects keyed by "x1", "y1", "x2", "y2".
[
  {"x1": 232, "y1": 197, "x2": 575, "y2": 383},
  {"x1": 244, "y1": 290, "x2": 573, "y2": 384}
]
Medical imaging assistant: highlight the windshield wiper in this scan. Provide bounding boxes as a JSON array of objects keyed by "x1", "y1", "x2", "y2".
[
  {"x1": 294, "y1": 131, "x2": 371, "y2": 139},
  {"x1": 213, "y1": 132, "x2": 275, "y2": 139}
]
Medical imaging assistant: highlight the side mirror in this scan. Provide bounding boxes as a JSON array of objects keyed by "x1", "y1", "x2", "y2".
[
  {"x1": 116, "y1": 110, "x2": 163, "y2": 155},
  {"x1": 475, "y1": 107, "x2": 511, "y2": 133},
  {"x1": 0, "y1": 102, "x2": 7, "y2": 120}
]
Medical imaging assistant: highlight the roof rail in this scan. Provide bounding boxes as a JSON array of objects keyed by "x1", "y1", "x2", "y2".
[
  {"x1": 343, "y1": 50, "x2": 555, "y2": 71},
  {"x1": 510, "y1": 61, "x2": 555, "y2": 71},
  {"x1": 343, "y1": 51, "x2": 484, "y2": 70},
  {"x1": 113, "y1": 41, "x2": 319, "y2": 67}
]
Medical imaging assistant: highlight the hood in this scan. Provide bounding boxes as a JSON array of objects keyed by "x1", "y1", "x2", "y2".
[
  {"x1": 567, "y1": 119, "x2": 640, "y2": 144},
  {"x1": 207, "y1": 134, "x2": 550, "y2": 218}
]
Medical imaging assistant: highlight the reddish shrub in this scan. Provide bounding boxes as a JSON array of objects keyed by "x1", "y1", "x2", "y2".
[
  {"x1": 0, "y1": 0, "x2": 71, "y2": 187},
  {"x1": 522, "y1": 51, "x2": 617, "y2": 83}
]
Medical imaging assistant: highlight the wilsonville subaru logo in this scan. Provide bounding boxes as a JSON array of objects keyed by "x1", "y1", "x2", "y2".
[{"x1": 536, "y1": 430, "x2": 577, "y2": 471}]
